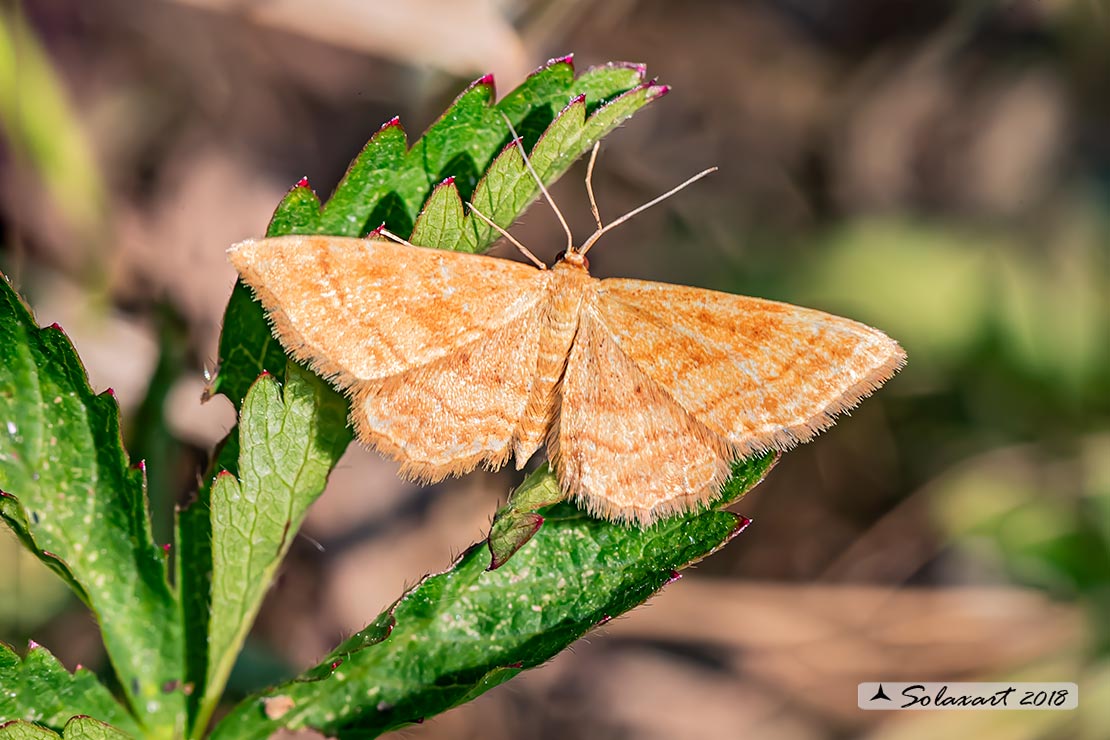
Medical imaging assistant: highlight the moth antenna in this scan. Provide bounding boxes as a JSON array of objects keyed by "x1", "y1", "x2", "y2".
[
  {"x1": 377, "y1": 227, "x2": 418, "y2": 249},
  {"x1": 579, "y1": 167, "x2": 718, "y2": 257},
  {"x1": 467, "y1": 202, "x2": 547, "y2": 270},
  {"x1": 499, "y1": 112, "x2": 574, "y2": 257},
  {"x1": 585, "y1": 141, "x2": 604, "y2": 232}
]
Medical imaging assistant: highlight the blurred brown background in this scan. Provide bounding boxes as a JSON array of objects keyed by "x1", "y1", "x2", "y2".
[{"x1": 2, "y1": 0, "x2": 1109, "y2": 738}]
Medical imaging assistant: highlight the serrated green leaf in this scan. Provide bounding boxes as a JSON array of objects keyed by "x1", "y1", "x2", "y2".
[
  {"x1": 209, "y1": 453, "x2": 774, "y2": 740},
  {"x1": 407, "y1": 178, "x2": 466, "y2": 252},
  {"x1": 0, "y1": 275, "x2": 184, "y2": 735},
  {"x1": 0, "y1": 642, "x2": 139, "y2": 736},
  {"x1": 0, "y1": 721, "x2": 58, "y2": 739},
  {"x1": 0, "y1": 717, "x2": 133, "y2": 740},
  {"x1": 266, "y1": 181, "x2": 321, "y2": 237},
  {"x1": 416, "y1": 81, "x2": 667, "y2": 253},
  {"x1": 314, "y1": 119, "x2": 408, "y2": 238},
  {"x1": 192, "y1": 363, "x2": 351, "y2": 735},
  {"x1": 58, "y1": 718, "x2": 131, "y2": 740}
]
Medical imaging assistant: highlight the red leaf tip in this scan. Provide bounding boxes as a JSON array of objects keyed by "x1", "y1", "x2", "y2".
[
  {"x1": 663, "y1": 570, "x2": 682, "y2": 586},
  {"x1": 648, "y1": 84, "x2": 671, "y2": 99},
  {"x1": 439, "y1": 175, "x2": 456, "y2": 187},
  {"x1": 28, "y1": 639, "x2": 40, "y2": 650},
  {"x1": 330, "y1": 659, "x2": 343, "y2": 671},
  {"x1": 105, "y1": 388, "x2": 117, "y2": 398},
  {"x1": 295, "y1": 176, "x2": 310, "y2": 189},
  {"x1": 380, "y1": 115, "x2": 402, "y2": 131},
  {"x1": 727, "y1": 514, "x2": 753, "y2": 542},
  {"x1": 549, "y1": 53, "x2": 574, "y2": 67},
  {"x1": 594, "y1": 614, "x2": 613, "y2": 627},
  {"x1": 464, "y1": 73, "x2": 496, "y2": 100},
  {"x1": 162, "y1": 543, "x2": 172, "y2": 553}
]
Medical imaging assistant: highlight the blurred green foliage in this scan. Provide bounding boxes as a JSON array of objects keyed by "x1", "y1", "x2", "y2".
[
  {"x1": 801, "y1": 207, "x2": 1110, "y2": 652},
  {"x1": 0, "y1": 7, "x2": 105, "y2": 247}
]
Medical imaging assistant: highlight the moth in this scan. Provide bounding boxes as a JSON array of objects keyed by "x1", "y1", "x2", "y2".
[{"x1": 229, "y1": 138, "x2": 905, "y2": 526}]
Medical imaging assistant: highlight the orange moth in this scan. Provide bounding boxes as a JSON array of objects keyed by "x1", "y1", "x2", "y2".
[{"x1": 229, "y1": 132, "x2": 905, "y2": 526}]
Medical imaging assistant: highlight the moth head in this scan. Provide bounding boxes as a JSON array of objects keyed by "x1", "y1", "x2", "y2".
[{"x1": 557, "y1": 250, "x2": 589, "y2": 270}]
